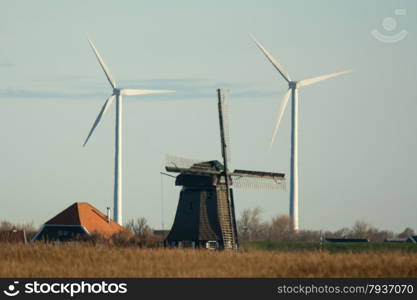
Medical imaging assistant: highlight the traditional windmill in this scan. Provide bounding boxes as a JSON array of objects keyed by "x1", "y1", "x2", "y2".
[{"x1": 164, "y1": 89, "x2": 286, "y2": 250}]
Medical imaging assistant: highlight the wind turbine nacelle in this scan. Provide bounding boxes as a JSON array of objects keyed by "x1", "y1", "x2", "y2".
[
  {"x1": 289, "y1": 81, "x2": 298, "y2": 89},
  {"x1": 113, "y1": 88, "x2": 122, "y2": 95}
]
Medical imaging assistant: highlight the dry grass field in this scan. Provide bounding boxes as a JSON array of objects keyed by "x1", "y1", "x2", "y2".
[{"x1": 0, "y1": 243, "x2": 416, "y2": 277}]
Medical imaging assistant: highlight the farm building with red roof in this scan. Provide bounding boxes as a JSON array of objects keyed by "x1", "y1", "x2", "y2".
[{"x1": 33, "y1": 202, "x2": 127, "y2": 241}]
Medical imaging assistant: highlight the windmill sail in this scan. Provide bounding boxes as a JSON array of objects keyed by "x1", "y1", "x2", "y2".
[
  {"x1": 165, "y1": 154, "x2": 204, "y2": 170},
  {"x1": 231, "y1": 169, "x2": 285, "y2": 190},
  {"x1": 217, "y1": 88, "x2": 236, "y2": 249},
  {"x1": 165, "y1": 155, "x2": 285, "y2": 190},
  {"x1": 218, "y1": 89, "x2": 231, "y2": 165}
]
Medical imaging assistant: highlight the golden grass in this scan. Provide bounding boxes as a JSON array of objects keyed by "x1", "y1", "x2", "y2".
[{"x1": 0, "y1": 243, "x2": 416, "y2": 277}]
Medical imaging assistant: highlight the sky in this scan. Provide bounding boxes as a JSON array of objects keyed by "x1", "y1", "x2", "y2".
[{"x1": 0, "y1": 0, "x2": 416, "y2": 232}]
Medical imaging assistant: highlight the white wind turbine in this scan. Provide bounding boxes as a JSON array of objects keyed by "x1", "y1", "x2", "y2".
[
  {"x1": 83, "y1": 38, "x2": 174, "y2": 226},
  {"x1": 250, "y1": 34, "x2": 351, "y2": 231}
]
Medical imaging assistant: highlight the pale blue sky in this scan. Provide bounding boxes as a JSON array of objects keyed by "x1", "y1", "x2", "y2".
[{"x1": 0, "y1": 0, "x2": 416, "y2": 232}]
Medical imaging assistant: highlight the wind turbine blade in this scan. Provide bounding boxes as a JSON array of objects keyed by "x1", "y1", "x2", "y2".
[
  {"x1": 83, "y1": 95, "x2": 115, "y2": 147},
  {"x1": 298, "y1": 70, "x2": 352, "y2": 88},
  {"x1": 270, "y1": 88, "x2": 291, "y2": 150},
  {"x1": 87, "y1": 38, "x2": 117, "y2": 89},
  {"x1": 249, "y1": 34, "x2": 291, "y2": 82},
  {"x1": 121, "y1": 89, "x2": 175, "y2": 96}
]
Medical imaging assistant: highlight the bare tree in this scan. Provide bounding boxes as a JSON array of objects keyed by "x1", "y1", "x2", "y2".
[
  {"x1": 125, "y1": 217, "x2": 152, "y2": 238},
  {"x1": 331, "y1": 227, "x2": 350, "y2": 238},
  {"x1": 268, "y1": 215, "x2": 293, "y2": 241},
  {"x1": 237, "y1": 207, "x2": 268, "y2": 241},
  {"x1": 0, "y1": 221, "x2": 13, "y2": 230},
  {"x1": 298, "y1": 230, "x2": 321, "y2": 242},
  {"x1": 350, "y1": 220, "x2": 372, "y2": 238},
  {"x1": 237, "y1": 213, "x2": 411, "y2": 243},
  {"x1": 398, "y1": 227, "x2": 415, "y2": 238},
  {"x1": 369, "y1": 230, "x2": 395, "y2": 242}
]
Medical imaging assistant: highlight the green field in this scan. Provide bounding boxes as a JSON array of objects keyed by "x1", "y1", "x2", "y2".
[{"x1": 243, "y1": 241, "x2": 417, "y2": 252}]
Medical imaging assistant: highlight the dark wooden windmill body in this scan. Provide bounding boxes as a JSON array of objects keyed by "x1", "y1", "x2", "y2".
[
  {"x1": 165, "y1": 90, "x2": 285, "y2": 250},
  {"x1": 165, "y1": 161, "x2": 237, "y2": 249}
]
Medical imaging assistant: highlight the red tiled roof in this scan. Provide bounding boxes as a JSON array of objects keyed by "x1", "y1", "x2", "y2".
[{"x1": 46, "y1": 202, "x2": 127, "y2": 238}]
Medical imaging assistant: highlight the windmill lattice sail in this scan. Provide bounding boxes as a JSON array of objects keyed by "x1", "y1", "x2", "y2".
[
  {"x1": 218, "y1": 89, "x2": 231, "y2": 164},
  {"x1": 165, "y1": 154, "x2": 285, "y2": 190},
  {"x1": 165, "y1": 154, "x2": 204, "y2": 170},
  {"x1": 232, "y1": 170, "x2": 285, "y2": 190}
]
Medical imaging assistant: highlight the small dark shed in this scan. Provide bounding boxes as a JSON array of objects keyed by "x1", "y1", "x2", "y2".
[{"x1": 325, "y1": 238, "x2": 369, "y2": 243}]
